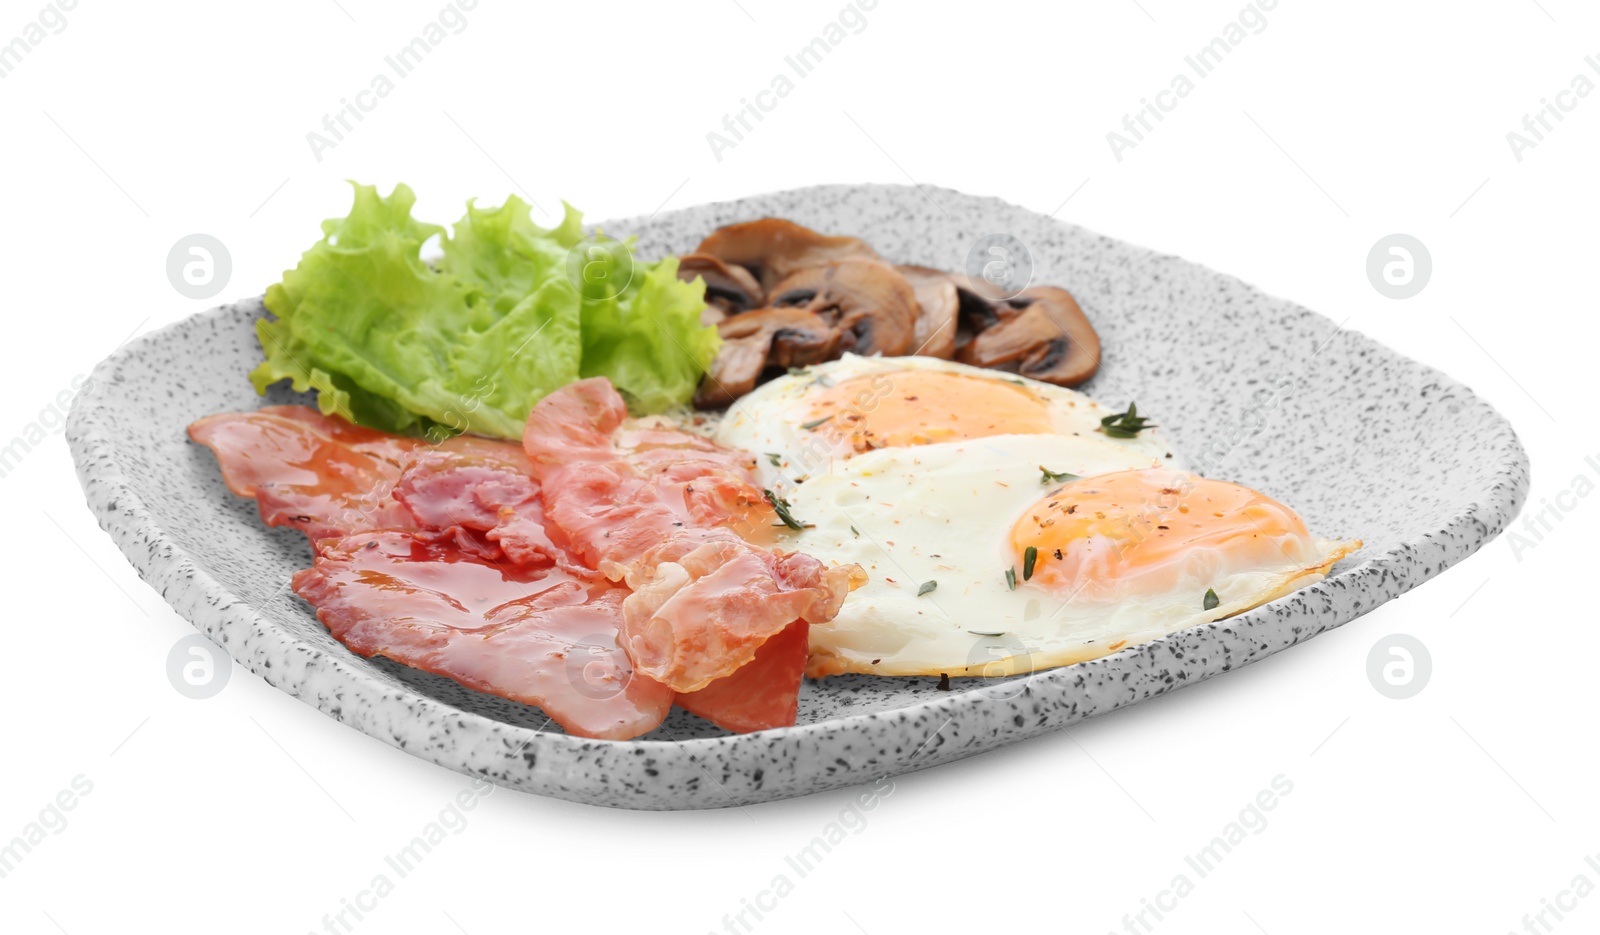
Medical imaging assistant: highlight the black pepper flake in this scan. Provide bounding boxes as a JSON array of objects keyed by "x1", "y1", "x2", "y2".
[{"x1": 937, "y1": 673, "x2": 951, "y2": 691}]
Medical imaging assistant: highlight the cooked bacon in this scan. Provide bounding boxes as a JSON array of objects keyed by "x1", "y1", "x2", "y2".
[
  {"x1": 393, "y1": 458, "x2": 565, "y2": 567},
  {"x1": 621, "y1": 535, "x2": 851, "y2": 694},
  {"x1": 189, "y1": 407, "x2": 424, "y2": 540},
  {"x1": 293, "y1": 533, "x2": 673, "y2": 740},
  {"x1": 675, "y1": 621, "x2": 810, "y2": 733},
  {"x1": 191, "y1": 406, "x2": 673, "y2": 738},
  {"x1": 191, "y1": 406, "x2": 551, "y2": 565},
  {"x1": 193, "y1": 398, "x2": 855, "y2": 737},
  {"x1": 521, "y1": 378, "x2": 861, "y2": 694}
]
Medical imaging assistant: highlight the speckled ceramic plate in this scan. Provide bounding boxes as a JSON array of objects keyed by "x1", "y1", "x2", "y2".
[{"x1": 66, "y1": 184, "x2": 1527, "y2": 809}]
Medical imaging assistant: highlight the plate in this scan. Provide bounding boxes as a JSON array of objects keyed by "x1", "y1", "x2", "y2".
[{"x1": 66, "y1": 184, "x2": 1528, "y2": 809}]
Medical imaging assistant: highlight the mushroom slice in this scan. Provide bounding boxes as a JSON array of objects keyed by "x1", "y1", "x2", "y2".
[
  {"x1": 895, "y1": 265, "x2": 960, "y2": 360},
  {"x1": 693, "y1": 307, "x2": 841, "y2": 409},
  {"x1": 955, "y1": 286, "x2": 1102, "y2": 386},
  {"x1": 678, "y1": 253, "x2": 763, "y2": 326},
  {"x1": 945, "y1": 273, "x2": 1015, "y2": 354},
  {"x1": 694, "y1": 218, "x2": 880, "y2": 292},
  {"x1": 767, "y1": 259, "x2": 918, "y2": 358}
]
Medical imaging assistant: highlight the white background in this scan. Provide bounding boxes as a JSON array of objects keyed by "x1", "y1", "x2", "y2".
[{"x1": 1, "y1": 1, "x2": 1595, "y2": 933}]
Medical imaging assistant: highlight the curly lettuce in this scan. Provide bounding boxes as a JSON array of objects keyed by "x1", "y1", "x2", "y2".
[{"x1": 251, "y1": 182, "x2": 716, "y2": 439}]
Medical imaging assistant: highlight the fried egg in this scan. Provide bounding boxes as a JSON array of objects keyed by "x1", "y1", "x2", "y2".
[
  {"x1": 774, "y1": 447, "x2": 1359, "y2": 679},
  {"x1": 714, "y1": 355, "x2": 1178, "y2": 487},
  {"x1": 711, "y1": 354, "x2": 1359, "y2": 679}
]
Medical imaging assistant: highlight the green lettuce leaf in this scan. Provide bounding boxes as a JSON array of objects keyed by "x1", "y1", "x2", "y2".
[
  {"x1": 579, "y1": 252, "x2": 722, "y2": 415},
  {"x1": 250, "y1": 182, "x2": 716, "y2": 439}
]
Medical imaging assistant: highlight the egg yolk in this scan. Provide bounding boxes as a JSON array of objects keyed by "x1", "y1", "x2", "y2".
[
  {"x1": 801, "y1": 370, "x2": 1055, "y2": 453},
  {"x1": 1010, "y1": 468, "x2": 1314, "y2": 599}
]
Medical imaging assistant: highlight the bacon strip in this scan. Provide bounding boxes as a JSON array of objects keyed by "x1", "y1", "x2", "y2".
[
  {"x1": 193, "y1": 399, "x2": 854, "y2": 736},
  {"x1": 293, "y1": 533, "x2": 673, "y2": 740},
  {"x1": 521, "y1": 378, "x2": 861, "y2": 696},
  {"x1": 189, "y1": 407, "x2": 535, "y2": 543},
  {"x1": 675, "y1": 621, "x2": 810, "y2": 733},
  {"x1": 190, "y1": 406, "x2": 673, "y2": 739},
  {"x1": 393, "y1": 458, "x2": 566, "y2": 567},
  {"x1": 189, "y1": 407, "x2": 424, "y2": 540}
]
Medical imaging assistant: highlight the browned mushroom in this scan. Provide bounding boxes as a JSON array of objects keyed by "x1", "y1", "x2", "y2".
[
  {"x1": 895, "y1": 265, "x2": 959, "y2": 360},
  {"x1": 939, "y1": 273, "x2": 1008, "y2": 355},
  {"x1": 955, "y1": 286, "x2": 1101, "y2": 386},
  {"x1": 686, "y1": 217, "x2": 1104, "y2": 403},
  {"x1": 677, "y1": 253, "x2": 763, "y2": 327},
  {"x1": 693, "y1": 307, "x2": 842, "y2": 408},
  {"x1": 767, "y1": 258, "x2": 918, "y2": 358},
  {"x1": 694, "y1": 218, "x2": 880, "y2": 292}
]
